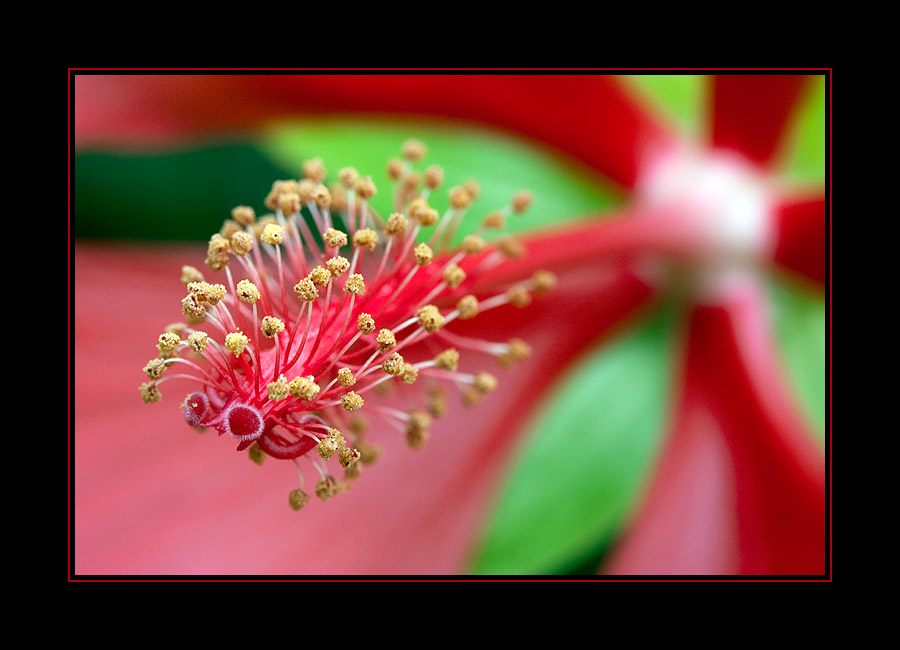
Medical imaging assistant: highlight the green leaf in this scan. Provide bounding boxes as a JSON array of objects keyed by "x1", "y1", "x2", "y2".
[
  {"x1": 624, "y1": 75, "x2": 708, "y2": 140},
  {"x1": 468, "y1": 305, "x2": 677, "y2": 575},
  {"x1": 768, "y1": 275, "x2": 827, "y2": 445},
  {"x1": 780, "y1": 75, "x2": 827, "y2": 185},
  {"x1": 74, "y1": 119, "x2": 625, "y2": 243},
  {"x1": 73, "y1": 144, "x2": 295, "y2": 240},
  {"x1": 258, "y1": 117, "x2": 625, "y2": 244}
]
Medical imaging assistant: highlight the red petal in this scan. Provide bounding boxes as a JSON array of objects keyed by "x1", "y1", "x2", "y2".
[
  {"x1": 772, "y1": 191, "x2": 828, "y2": 288},
  {"x1": 74, "y1": 74, "x2": 675, "y2": 189},
  {"x1": 710, "y1": 75, "x2": 813, "y2": 168},
  {"x1": 603, "y1": 277, "x2": 827, "y2": 575}
]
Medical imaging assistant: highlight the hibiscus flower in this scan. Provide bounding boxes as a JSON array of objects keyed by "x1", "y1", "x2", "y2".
[{"x1": 72, "y1": 72, "x2": 828, "y2": 576}]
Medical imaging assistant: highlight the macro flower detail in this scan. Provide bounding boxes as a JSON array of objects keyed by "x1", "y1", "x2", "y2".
[{"x1": 139, "y1": 141, "x2": 550, "y2": 510}]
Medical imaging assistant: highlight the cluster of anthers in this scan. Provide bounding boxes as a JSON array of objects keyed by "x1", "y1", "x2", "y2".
[{"x1": 140, "y1": 140, "x2": 555, "y2": 511}]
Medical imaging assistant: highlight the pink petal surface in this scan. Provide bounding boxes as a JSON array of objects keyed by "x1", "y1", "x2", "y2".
[
  {"x1": 602, "y1": 276, "x2": 827, "y2": 576},
  {"x1": 73, "y1": 230, "x2": 653, "y2": 575},
  {"x1": 73, "y1": 74, "x2": 675, "y2": 190}
]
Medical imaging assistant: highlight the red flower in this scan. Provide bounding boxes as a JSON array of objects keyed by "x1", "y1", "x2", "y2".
[
  {"x1": 138, "y1": 152, "x2": 562, "y2": 507},
  {"x1": 72, "y1": 73, "x2": 828, "y2": 576}
]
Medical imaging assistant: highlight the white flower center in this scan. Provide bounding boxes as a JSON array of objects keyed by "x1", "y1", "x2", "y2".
[{"x1": 637, "y1": 147, "x2": 775, "y2": 301}]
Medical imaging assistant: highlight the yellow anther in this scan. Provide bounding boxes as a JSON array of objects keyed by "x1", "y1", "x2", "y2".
[
  {"x1": 510, "y1": 338, "x2": 531, "y2": 359},
  {"x1": 357, "y1": 313, "x2": 376, "y2": 334},
  {"x1": 330, "y1": 184, "x2": 348, "y2": 213},
  {"x1": 406, "y1": 411, "x2": 431, "y2": 450},
  {"x1": 337, "y1": 367, "x2": 356, "y2": 387},
  {"x1": 461, "y1": 234, "x2": 486, "y2": 255},
  {"x1": 278, "y1": 192, "x2": 301, "y2": 216},
  {"x1": 344, "y1": 273, "x2": 366, "y2": 296},
  {"x1": 219, "y1": 219, "x2": 242, "y2": 240},
  {"x1": 463, "y1": 179, "x2": 481, "y2": 201},
  {"x1": 157, "y1": 331, "x2": 180, "y2": 355},
  {"x1": 435, "y1": 348, "x2": 459, "y2": 371},
  {"x1": 315, "y1": 475, "x2": 338, "y2": 501},
  {"x1": 312, "y1": 184, "x2": 332, "y2": 209},
  {"x1": 318, "y1": 428, "x2": 346, "y2": 460},
  {"x1": 507, "y1": 284, "x2": 532, "y2": 308},
  {"x1": 341, "y1": 391, "x2": 364, "y2": 412},
  {"x1": 260, "y1": 223, "x2": 285, "y2": 245},
  {"x1": 339, "y1": 446, "x2": 361, "y2": 469},
  {"x1": 303, "y1": 157, "x2": 326, "y2": 182},
  {"x1": 344, "y1": 461, "x2": 362, "y2": 480},
  {"x1": 187, "y1": 331, "x2": 209, "y2": 353},
  {"x1": 482, "y1": 211, "x2": 506, "y2": 230},
  {"x1": 532, "y1": 270, "x2": 557, "y2": 295},
  {"x1": 498, "y1": 238, "x2": 525, "y2": 259},
  {"x1": 462, "y1": 385, "x2": 482, "y2": 407},
  {"x1": 264, "y1": 179, "x2": 300, "y2": 210},
  {"x1": 417, "y1": 305, "x2": 444, "y2": 333},
  {"x1": 427, "y1": 385, "x2": 447, "y2": 417},
  {"x1": 449, "y1": 186, "x2": 472, "y2": 210},
  {"x1": 381, "y1": 352, "x2": 405, "y2": 376},
  {"x1": 181, "y1": 265, "x2": 205, "y2": 285},
  {"x1": 354, "y1": 176, "x2": 377, "y2": 200},
  {"x1": 288, "y1": 376, "x2": 321, "y2": 401},
  {"x1": 385, "y1": 212, "x2": 408, "y2": 236},
  {"x1": 407, "y1": 198, "x2": 429, "y2": 222},
  {"x1": 358, "y1": 440, "x2": 382, "y2": 465},
  {"x1": 400, "y1": 363, "x2": 418, "y2": 385},
  {"x1": 511, "y1": 190, "x2": 534, "y2": 214},
  {"x1": 424, "y1": 165, "x2": 444, "y2": 190},
  {"x1": 231, "y1": 205, "x2": 256, "y2": 226},
  {"x1": 407, "y1": 410, "x2": 431, "y2": 434},
  {"x1": 207, "y1": 232, "x2": 231, "y2": 255},
  {"x1": 403, "y1": 139, "x2": 426, "y2": 162},
  {"x1": 414, "y1": 242, "x2": 434, "y2": 266},
  {"x1": 387, "y1": 158, "x2": 404, "y2": 181},
  {"x1": 402, "y1": 171, "x2": 420, "y2": 192},
  {"x1": 294, "y1": 277, "x2": 318, "y2": 302},
  {"x1": 348, "y1": 416, "x2": 368, "y2": 436},
  {"x1": 205, "y1": 233, "x2": 230, "y2": 271},
  {"x1": 230, "y1": 230, "x2": 254, "y2": 256},
  {"x1": 166, "y1": 323, "x2": 188, "y2": 339},
  {"x1": 143, "y1": 358, "x2": 166, "y2": 380},
  {"x1": 499, "y1": 338, "x2": 532, "y2": 367},
  {"x1": 326, "y1": 256, "x2": 350, "y2": 278},
  {"x1": 308, "y1": 265, "x2": 331, "y2": 287},
  {"x1": 322, "y1": 228, "x2": 347, "y2": 249},
  {"x1": 261, "y1": 315, "x2": 285, "y2": 338},
  {"x1": 252, "y1": 215, "x2": 277, "y2": 239},
  {"x1": 236, "y1": 279, "x2": 260, "y2": 304},
  {"x1": 339, "y1": 167, "x2": 360, "y2": 189},
  {"x1": 187, "y1": 281, "x2": 227, "y2": 306},
  {"x1": 474, "y1": 372, "x2": 498, "y2": 394},
  {"x1": 224, "y1": 331, "x2": 249, "y2": 357},
  {"x1": 353, "y1": 228, "x2": 379, "y2": 251},
  {"x1": 140, "y1": 382, "x2": 162, "y2": 404},
  {"x1": 443, "y1": 263, "x2": 466, "y2": 289},
  {"x1": 418, "y1": 207, "x2": 439, "y2": 227},
  {"x1": 248, "y1": 441, "x2": 265, "y2": 465},
  {"x1": 376, "y1": 328, "x2": 396, "y2": 352},
  {"x1": 289, "y1": 488, "x2": 310, "y2": 511},
  {"x1": 267, "y1": 375, "x2": 290, "y2": 401},
  {"x1": 456, "y1": 295, "x2": 479, "y2": 320},
  {"x1": 181, "y1": 293, "x2": 207, "y2": 323},
  {"x1": 297, "y1": 179, "x2": 315, "y2": 203}
]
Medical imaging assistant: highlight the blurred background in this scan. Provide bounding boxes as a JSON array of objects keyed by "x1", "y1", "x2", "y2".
[{"x1": 71, "y1": 73, "x2": 827, "y2": 576}]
